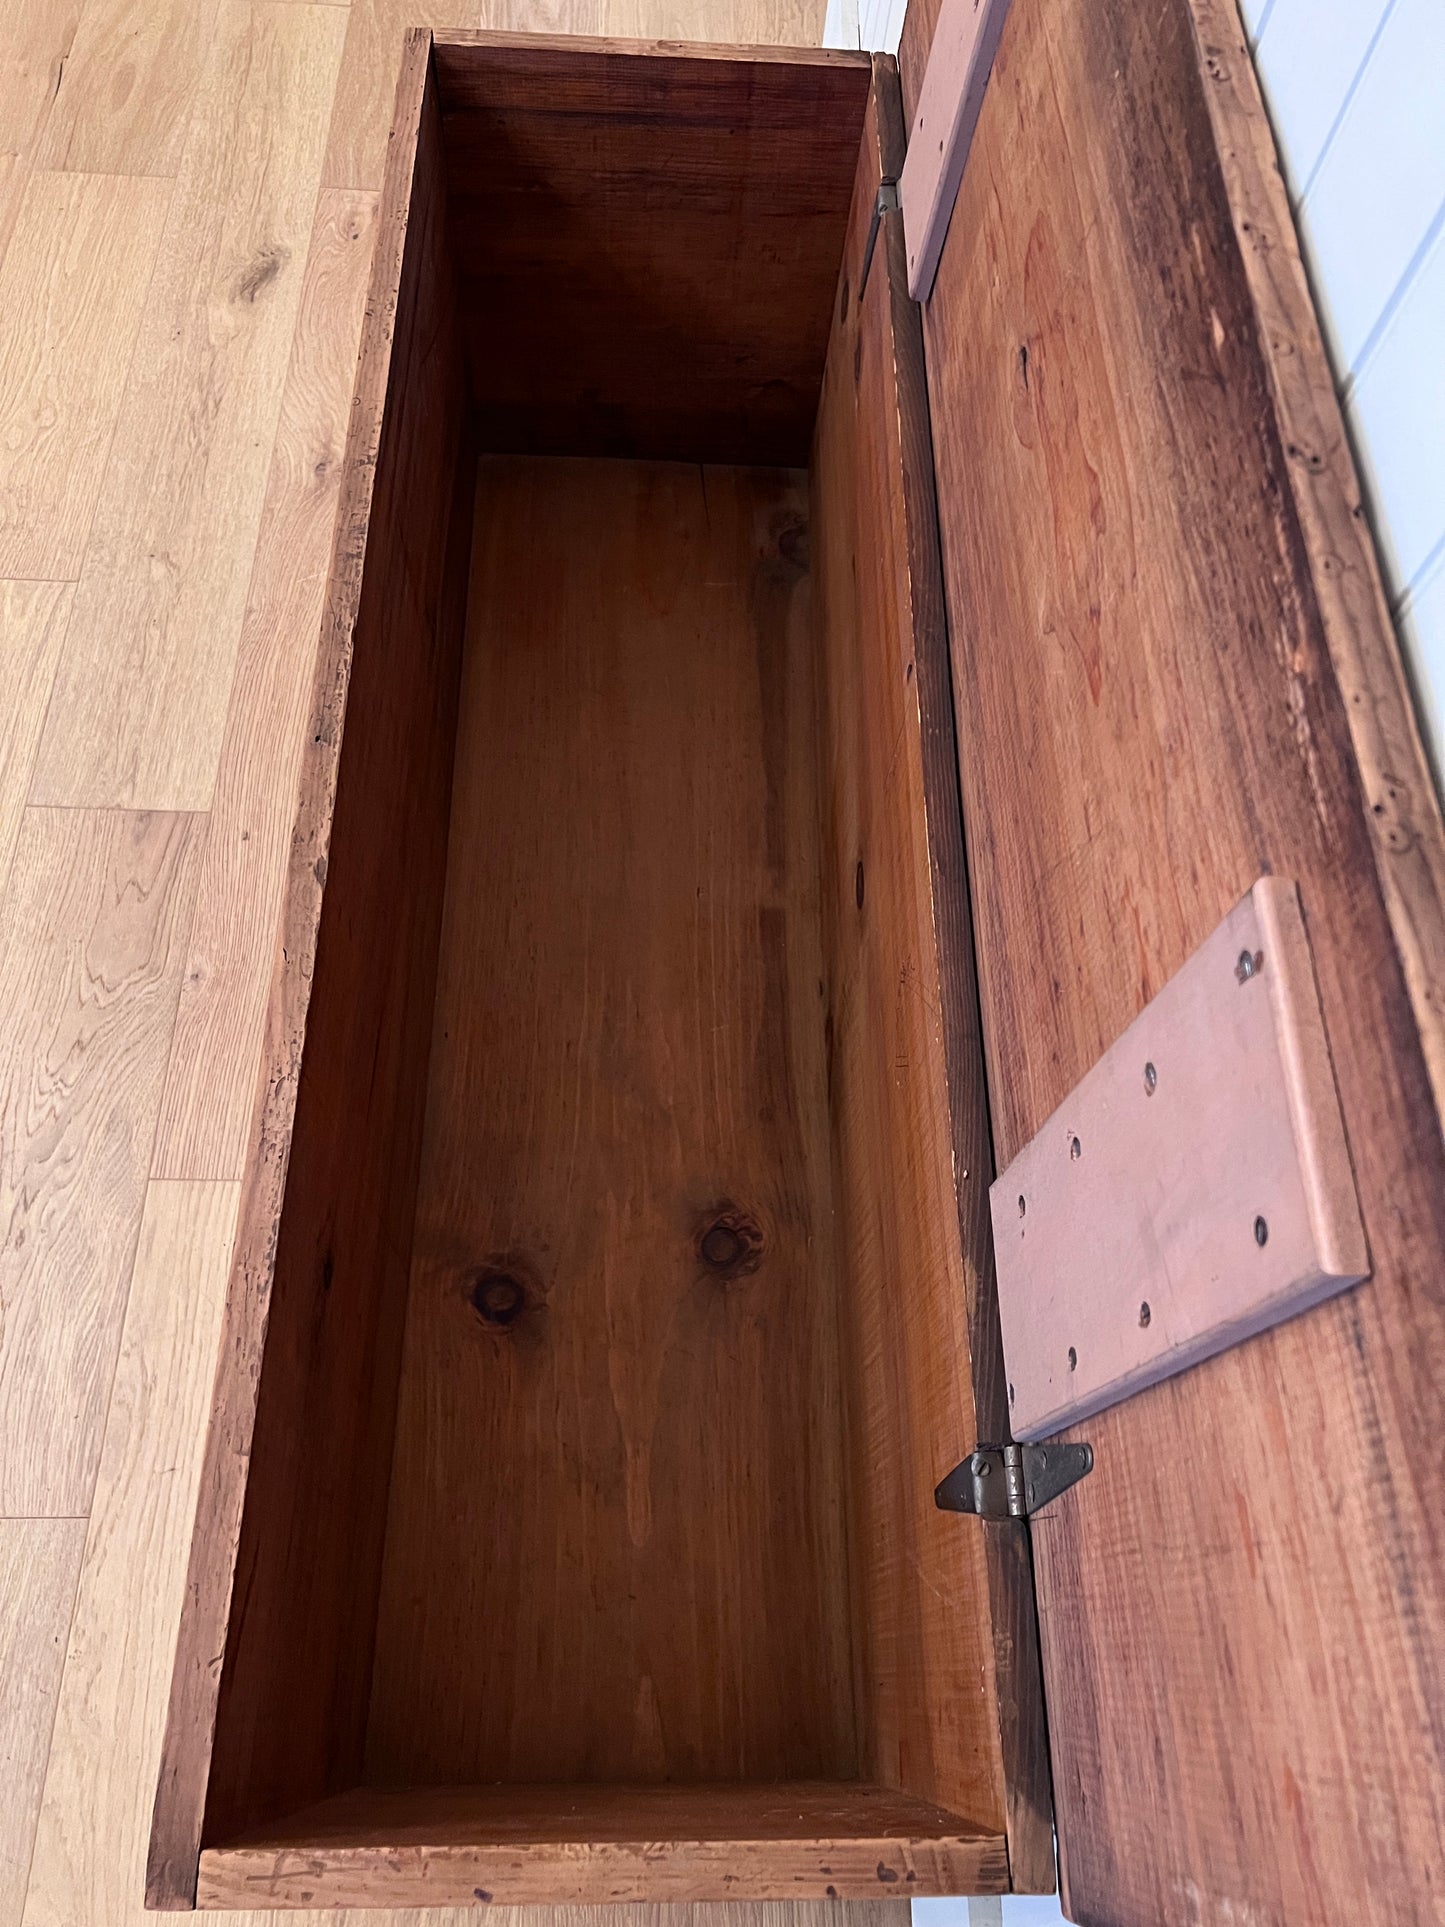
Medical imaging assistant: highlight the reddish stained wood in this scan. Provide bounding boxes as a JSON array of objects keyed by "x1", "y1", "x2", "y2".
[
  {"x1": 431, "y1": 31, "x2": 871, "y2": 465},
  {"x1": 364, "y1": 453, "x2": 855, "y2": 1792},
  {"x1": 811, "y1": 53, "x2": 1053, "y2": 1894},
  {"x1": 914, "y1": 0, "x2": 1445, "y2": 1918},
  {"x1": 196, "y1": 1783, "x2": 1007, "y2": 1908},
  {"x1": 147, "y1": 33, "x2": 472, "y2": 1904},
  {"x1": 149, "y1": 34, "x2": 1047, "y2": 1915}
]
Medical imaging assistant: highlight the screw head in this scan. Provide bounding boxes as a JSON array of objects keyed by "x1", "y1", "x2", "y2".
[
  {"x1": 1070, "y1": 1134, "x2": 1082, "y2": 1160},
  {"x1": 1144, "y1": 1061, "x2": 1158, "y2": 1094},
  {"x1": 1139, "y1": 1300, "x2": 1151, "y2": 1328},
  {"x1": 1254, "y1": 1215, "x2": 1269, "y2": 1247},
  {"x1": 1236, "y1": 947, "x2": 1264, "y2": 984},
  {"x1": 1018, "y1": 1193, "x2": 1026, "y2": 1218},
  {"x1": 1067, "y1": 1345, "x2": 1078, "y2": 1372}
]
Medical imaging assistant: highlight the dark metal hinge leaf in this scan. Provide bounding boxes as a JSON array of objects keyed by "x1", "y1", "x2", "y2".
[{"x1": 935, "y1": 1441, "x2": 1093, "y2": 1520}]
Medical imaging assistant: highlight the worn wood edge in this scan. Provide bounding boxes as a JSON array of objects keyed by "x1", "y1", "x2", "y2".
[
  {"x1": 1188, "y1": 0, "x2": 1445, "y2": 1140},
  {"x1": 142, "y1": 31, "x2": 436, "y2": 1911},
  {"x1": 197, "y1": 1835, "x2": 1009, "y2": 1908},
  {"x1": 1254, "y1": 877, "x2": 1370, "y2": 1279},
  {"x1": 873, "y1": 51, "x2": 1055, "y2": 1897},
  {"x1": 431, "y1": 27, "x2": 871, "y2": 66}
]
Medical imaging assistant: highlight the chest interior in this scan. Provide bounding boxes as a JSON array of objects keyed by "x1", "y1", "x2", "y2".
[{"x1": 181, "y1": 34, "x2": 1017, "y2": 1910}]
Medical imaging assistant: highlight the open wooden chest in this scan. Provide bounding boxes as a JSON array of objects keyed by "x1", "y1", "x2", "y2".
[{"x1": 146, "y1": 3, "x2": 1445, "y2": 1921}]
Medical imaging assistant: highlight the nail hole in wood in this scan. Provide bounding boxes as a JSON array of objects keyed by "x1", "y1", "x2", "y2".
[{"x1": 855, "y1": 858, "x2": 865, "y2": 910}]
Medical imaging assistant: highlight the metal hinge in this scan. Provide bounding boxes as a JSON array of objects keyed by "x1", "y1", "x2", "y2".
[
  {"x1": 858, "y1": 176, "x2": 900, "y2": 300},
  {"x1": 935, "y1": 1441, "x2": 1093, "y2": 1520}
]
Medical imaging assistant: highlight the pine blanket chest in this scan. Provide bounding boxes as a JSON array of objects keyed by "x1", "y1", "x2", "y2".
[{"x1": 146, "y1": 3, "x2": 1445, "y2": 1921}]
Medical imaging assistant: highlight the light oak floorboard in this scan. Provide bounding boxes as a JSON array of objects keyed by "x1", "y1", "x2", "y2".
[
  {"x1": 19, "y1": 1180, "x2": 238, "y2": 1927},
  {"x1": 0, "y1": 0, "x2": 83, "y2": 266},
  {"x1": 154, "y1": 187, "x2": 380, "y2": 1181},
  {"x1": 29, "y1": 1, "x2": 348, "y2": 813},
  {"x1": 0, "y1": 809, "x2": 202, "y2": 1516},
  {"x1": 0, "y1": 1519, "x2": 84, "y2": 1927},
  {"x1": 0, "y1": 584, "x2": 73, "y2": 896},
  {"x1": 0, "y1": 172, "x2": 171, "y2": 581},
  {"x1": 34, "y1": 0, "x2": 230, "y2": 179}
]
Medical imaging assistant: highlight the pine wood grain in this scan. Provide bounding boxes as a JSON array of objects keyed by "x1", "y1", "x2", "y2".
[
  {"x1": 1185, "y1": 0, "x2": 1445, "y2": 1170},
  {"x1": 28, "y1": 1, "x2": 348, "y2": 813},
  {"x1": 152, "y1": 186, "x2": 380, "y2": 1181},
  {"x1": 0, "y1": 170, "x2": 171, "y2": 581},
  {"x1": 321, "y1": 0, "x2": 828, "y2": 197},
  {"x1": 0, "y1": 582, "x2": 72, "y2": 894},
  {"x1": 198, "y1": 1784, "x2": 1005, "y2": 1907},
  {"x1": 364, "y1": 454, "x2": 852, "y2": 1790},
  {"x1": 148, "y1": 37, "x2": 474, "y2": 1896},
  {"x1": 20, "y1": 1181, "x2": 239, "y2": 1927},
  {"x1": 432, "y1": 33, "x2": 870, "y2": 464},
  {"x1": 811, "y1": 54, "x2": 1051, "y2": 1891},
  {"x1": 913, "y1": 0, "x2": 1445, "y2": 1918},
  {"x1": 34, "y1": 0, "x2": 229, "y2": 178},
  {"x1": 0, "y1": 1520, "x2": 84, "y2": 1927},
  {"x1": 0, "y1": 809, "x2": 202, "y2": 1518}
]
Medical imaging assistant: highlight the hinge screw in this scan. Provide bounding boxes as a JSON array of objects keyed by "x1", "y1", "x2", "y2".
[{"x1": 1144, "y1": 1060, "x2": 1158, "y2": 1094}]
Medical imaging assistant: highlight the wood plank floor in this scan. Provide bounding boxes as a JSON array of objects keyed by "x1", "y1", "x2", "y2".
[{"x1": 0, "y1": 5, "x2": 883, "y2": 1927}]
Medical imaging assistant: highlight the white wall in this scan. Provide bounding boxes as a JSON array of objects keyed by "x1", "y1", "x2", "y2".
[
  {"x1": 822, "y1": 0, "x2": 907, "y2": 56},
  {"x1": 826, "y1": 0, "x2": 1445, "y2": 791}
]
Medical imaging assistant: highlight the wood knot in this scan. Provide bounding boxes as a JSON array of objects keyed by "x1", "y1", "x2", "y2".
[
  {"x1": 775, "y1": 518, "x2": 809, "y2": 569},
  {"x1": 469, "y1": 1264, "x2": 529, "y2": 1328},
  {"x1": 232, "y1": 241, "x2": 288, "y2": 305},
  {"x1": 697, "y1": 1207, "x2": 764, "y2": 1281}
]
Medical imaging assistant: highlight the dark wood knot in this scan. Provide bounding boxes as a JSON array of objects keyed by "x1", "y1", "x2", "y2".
[
  {"x1": 776, "y1": 518, "x2": 809, "y2": 569},
  {"x1": 697, "y1": 1208, "x2": 764, "y2": 1282},
  {"x1": 470, "y1": 1267, "x2": 527, "y2": 1327}
]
